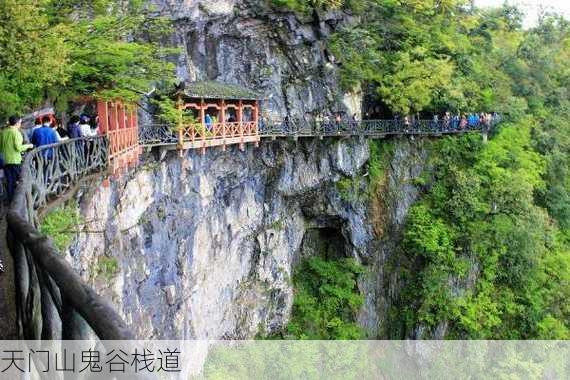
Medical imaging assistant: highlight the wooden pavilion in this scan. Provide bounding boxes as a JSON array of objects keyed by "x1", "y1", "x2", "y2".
[
  {"x1": 174, "y1": 81, "x2": 262, "y2": 153},
  {"x1": 96, "y1": 99, "x2": 140, "y2": 175}
]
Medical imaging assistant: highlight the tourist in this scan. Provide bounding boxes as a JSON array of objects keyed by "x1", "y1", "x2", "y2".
[
  {"x1": 452, "y1": 114, "x2": 460, "y2": 130},
  {"x1": 443, "y1": 112, "x2": 451, "y2": 131},
  {"x1": 56, "y1": 118, "x2": 70, "y2": 139},
  {"x1": 432, "y1": 114, "x2": 439, "y2": 130},
  {"x1": 79, "y1": 115, "x2": 96, "y2": 137},
  {"x1": 28, "y1": 117, "x2": 43, "y2": 140},
  {"x1": 68, "y1": 115, "x2": 82, "y2": 139},
  {"x1": 468, "y1": 113, "x2": 478, "y2": 128},
  {"x1": 41, "y1": 116, "x2": 61, "y2": 141},
  {"x1": 32, "y1": 116, "x2": 60, "y2": 158},
  {"x1": 320, "y1": 115, "x2": 328, "y2": 133},
  {"x1": 205, "y1": 113, "x2": 213, "y2": 131},
  {"x1": 0, "y1": 116, "x2": 34, "y2": 201},
  {"x1": 404, "y1": 115, "x2": 411, "y2": 132},
  {"x1": 335, "y1": 114, "x2": 342, "y2": 133},
  {"x1": 460, "y1": 114, "x2": 468, "y2": 129}
]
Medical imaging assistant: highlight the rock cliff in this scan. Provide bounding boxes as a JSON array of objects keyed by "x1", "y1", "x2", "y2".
[
  {"x1": 71, "y1": 139, "x2": 365, "y2": 338},
  {"x1": 67, "y1": 136, "x2": 428, "y2": 339},
  {"x1": 152, "y1": 0, "x2": 361, "y2": 119}
]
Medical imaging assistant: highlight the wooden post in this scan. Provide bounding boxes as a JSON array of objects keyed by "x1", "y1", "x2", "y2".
[
  {"x1": 237, "y1": 100, "x2": 243, "y2": 150},
  {"x1": 125, "y1": 108, "x2": 132, "y2": 155},
  {"x1": 221, "y1": 99, "x2": 226, "y2": 151},
  {"x1": 118, "y1": 102, "x2": 126, "y2": 130},
  {"x1": 201, "y1": 99, "x2": 207, "y2": 155},
  {"x1": 237, "y1": 100, "x2": 243, "y2": 123},
  {"x1": 177, "y1": 97, "x2": 184, "y2": 152},
  {"x1": 177, "y1": 128, "x2": 184, "y2": 155},
  {"x1": 107, "y1": 102, "x2": 118, "y2": 161},
  {"x1": 198, "y1": 99, "x2": 205, "y2": 147},
  {"x1": 199, "y1": 98, "x2": 205, "y2": 124},
  {"x1": 97, "y1": 100, "x2": 109, "y2": 135},
  {"x1": 108, "y1": 102, "x2": 118, "y2": 131},
  {"x1": 254, "y1": 100, "x2": 260, "y2": 147},
  {"x1": 238, "y1": 101, "x2": 244, "y2": 151},
  {"x1": 253, "y1": 101, "x2": 259, "y2": 124},
  {"x1": 113, "y1": 102, "x2": 119, "y2": 131}
]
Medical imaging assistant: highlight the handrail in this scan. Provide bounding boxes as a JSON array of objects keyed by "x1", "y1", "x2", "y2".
[
  {"x1": 6, "y1": 136, "x2": 134, "y2": 340},
  {"x1": 139, "y1": 123, "x2": 178, "y2": 146},
  {"x1": 259, "y1": 118, "x2": 495, "y2": 137},
  {"x1": 139, "y1": 117, "x2": 495, "y2": 148}
]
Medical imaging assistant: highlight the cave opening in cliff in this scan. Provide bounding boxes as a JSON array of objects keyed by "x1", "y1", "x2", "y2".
[
  {"x1": 300, "y1": 227, "x2": 348, "y2": 261},
  {"x1": 363, "y1": 91, "x2": 394, "y2": 119}
]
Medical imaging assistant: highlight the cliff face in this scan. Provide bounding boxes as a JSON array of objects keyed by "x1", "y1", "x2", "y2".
[
  {"x1": 71, "y1": 139, "x2": 369, "y2": 339},
  {"x1": 152, "y1": 0, "x2": 360, "y2": 119},
  {"x1": 61, "y1": 0, "x2": 433, "y2": 340},
  {"x1": 67, "y1": 137, "x2": 428, "y2": 339}
]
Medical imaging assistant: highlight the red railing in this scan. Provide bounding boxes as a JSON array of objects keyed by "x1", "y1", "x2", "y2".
[
  {"x1": 178, "y1": 121, "x2": 259, "y2": 145},
  {"x1": 108, "y1": 127, "x2": 139, "y2": 160}
]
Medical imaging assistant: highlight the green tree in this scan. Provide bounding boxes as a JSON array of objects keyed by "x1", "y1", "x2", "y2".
[{"x1": 0, "y1": 0, "x2": 175, "y2": 118}]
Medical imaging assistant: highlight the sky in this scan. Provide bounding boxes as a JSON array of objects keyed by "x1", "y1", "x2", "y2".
[{"x1": 475, "y1": 0, "x2": 570, "y2": 27}]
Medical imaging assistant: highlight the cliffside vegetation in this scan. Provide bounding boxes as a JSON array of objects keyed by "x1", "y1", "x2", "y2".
[
  {"x1": 277, "y1": 0, "x2": 569, "y2": 339},
  {"x1": 270, "y1": 0, "x2": 361, "y2": 14},
  {"x1": 282, "y1": 256, "x2": 364, "y2": 339},
  {"x1": 392, "y1": 124, "x2": 569, "y2": 339},
  {"x1": 39, "y1": 204, "x2": 82, "y2": 251}
]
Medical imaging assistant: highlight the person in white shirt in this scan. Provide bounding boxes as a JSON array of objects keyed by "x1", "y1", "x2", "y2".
[{"x1": 79, "y1": 115, "x2": 97, "y2": 137}]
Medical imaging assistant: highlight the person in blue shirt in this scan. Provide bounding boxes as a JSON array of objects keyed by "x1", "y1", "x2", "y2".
[
  {"x1": 67, "y1": 115, "x2": 82, "y2": 139},
  {"x1": 468, "y1": 113, "x2": 478, "y2": 128},
  {"x1": 204, "y1": 113, "x2": 213, "y2": 131},
  {"x1": 32, "y1": 116, "x2": 60, "y2": 159}
]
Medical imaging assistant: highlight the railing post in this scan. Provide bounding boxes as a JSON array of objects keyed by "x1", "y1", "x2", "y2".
[
  {"x1": 201, "y1": 123, "x2": 206, "y2": 155},
  {"x1": 222, "y1": 122, "x2": 227, "y2": 152},
  {"x1": 177, "y1": 128, "x2": 184, "y2": 159},
  {"x1": 482, "y1": 124, "x2": 489, "y2": 143},
  {"x1": 239, "y1": 122, "x2": 245, "y2": 151}
]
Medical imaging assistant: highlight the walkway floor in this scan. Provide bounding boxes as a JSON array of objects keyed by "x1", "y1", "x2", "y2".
[{"x1": 0, "y1": 204, "x2": 18, "y2": 339}]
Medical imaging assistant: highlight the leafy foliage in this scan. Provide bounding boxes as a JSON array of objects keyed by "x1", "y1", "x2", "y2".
[
  {"x1": 281, "y1": 256, "x2": 364, "y2": 340},
  {"x1": 40, "y1": 204, "x2": 82, "y2": 251},
  {"x1": 0, "y1": 0, "x2": 175, "y2": 118},
  {"x1": 298, "y1": 0, "x2": 570, "y2": 340},
  {"x1": 94, "y1": 256, "x2": 120, "y2": 282},
  {"x1": 390, "y1": 121, "x2": 569, "y2": 339}
]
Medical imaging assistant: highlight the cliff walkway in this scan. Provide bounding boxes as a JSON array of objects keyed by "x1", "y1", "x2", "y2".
[
  {"x1": 2, "y1": 117, "x2": 491, "y2": 341},
  {"x1": 140, "y1": 118, "x2": 491, "y2": 152}
]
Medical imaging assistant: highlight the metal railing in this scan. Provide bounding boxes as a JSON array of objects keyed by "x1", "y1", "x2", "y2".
[
  {"x1": 139, "y1": 123, "x2": 178, "y2": 146},
  {"x1": 259, "y1": 118, "x2": 494, "y2": 137},
  {"x1": 139, "y1": 118, "x2": 493, "y2": 149},
  {"x1": 6, "y1": 136, "x2": 134, "y2": 341}
]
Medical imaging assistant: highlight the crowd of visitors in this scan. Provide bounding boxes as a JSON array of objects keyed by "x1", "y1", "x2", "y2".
[
  {"x1": 310, "y1": 111, "x2": 496, "y2": 134},
  {"x1": 0, "y1": 113, "x2": 99, "y2": 203}
]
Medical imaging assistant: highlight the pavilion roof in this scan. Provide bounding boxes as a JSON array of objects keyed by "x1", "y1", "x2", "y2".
[{"x1": 180, "y1": 81, "x2": 261, "y2": 100}]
